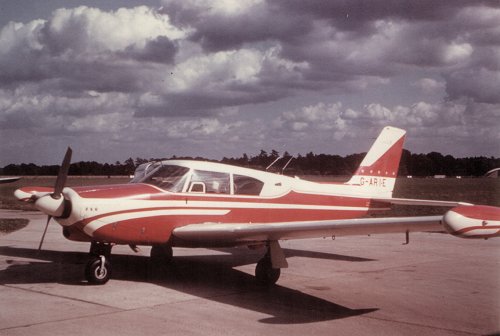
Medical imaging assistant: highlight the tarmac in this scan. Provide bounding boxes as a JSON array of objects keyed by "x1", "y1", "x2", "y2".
[{"x1": 0, "y1": 209, "x2": 499, "y2": 336}]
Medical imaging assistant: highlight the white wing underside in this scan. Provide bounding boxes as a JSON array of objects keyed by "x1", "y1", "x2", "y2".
[
  {"x1": 375, "y1": 197, "x2": 473, "y2": 207},
  {"x1": 172, "y1": 215, "x2": 444, "y2": 245}
]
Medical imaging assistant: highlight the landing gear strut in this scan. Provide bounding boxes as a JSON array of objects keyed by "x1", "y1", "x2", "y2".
[
  {"x1": 255, "y1": 254, "x2": 280, "y2": 286},
  {"x1": 150, "y1": 243, "x2": 173, "y2": 266},
  {"x1": 85, "y1": 242, "x2": 112, "y2": 285},
  {"x1": 148, "y1": 243, "x2": 173, "y2": 279},
  {"x1": 255, "y1": 241, "x2": 288, "y2": 286}
]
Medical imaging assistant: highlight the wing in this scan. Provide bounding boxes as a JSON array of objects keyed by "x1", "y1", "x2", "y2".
[
  {"x1": 0, "y1": 177, "x2": 20, "y2": 184},
  {"x1": 374, "y1": 197, "x2": 473, "y2": 207},
  {"x1": 172, "y1": 216, "x2": 443, "y2": 245}
]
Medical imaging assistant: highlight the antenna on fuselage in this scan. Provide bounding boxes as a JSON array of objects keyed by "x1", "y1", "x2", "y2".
[
  {"x1": 281, "y1": 156, "x2": 294, "y2": 175},
  {"x1": 266, "y1": 155, "x2": 283, "y2": 171}
]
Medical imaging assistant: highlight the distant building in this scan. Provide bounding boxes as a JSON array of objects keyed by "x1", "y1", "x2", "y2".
[
  {"x1": 485, "y1": 168, "x2": 499, "y2": 178},
  {"x1": 434, "y1": 175, "x2": 446, "y2": 179}
]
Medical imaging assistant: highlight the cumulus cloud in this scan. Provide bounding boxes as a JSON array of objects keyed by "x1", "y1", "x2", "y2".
[
  {"x1": 0, "y1": 1, "x2": 499, "y2": 164},
  {"x1": 413, "y1": 78, "x2": 445, "y2": 93},
  {"x1": 276, "y1": 102, "x2": 345, "y2": 132}
]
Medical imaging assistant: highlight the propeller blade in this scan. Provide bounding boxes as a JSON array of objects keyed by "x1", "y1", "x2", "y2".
[
  {"x1": 38, "y1": 215, "x2": 52, "y2": 251},
  {"x1": 52, "y1": 147, "x2": 72, "y2": 199}
]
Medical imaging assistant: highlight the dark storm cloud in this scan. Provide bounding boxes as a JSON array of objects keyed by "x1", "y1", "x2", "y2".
[
  {"x1": 1, "y1": 1, "x2": 499, "y2": 165},
  {"x1": 135, "y1": 87, "x2": 286, "y2": 117},
  {"x1": 274, "y1": 0, "x2": 493, "y2": 23},
  {"x1": 445, "y1": 68, "x2": 500, "y2": 104},
  {"x1": 123, "y1": 36, "x2": 178, "y2": 63},
  {"x1": 161, "y1": 1, "x2": 313, "y2": 52}
]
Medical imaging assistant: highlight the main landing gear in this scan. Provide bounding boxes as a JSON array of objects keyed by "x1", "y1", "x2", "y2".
[
  {"x1": 83, "y1": 241, "x2": 288, "y2": 286},
  {"x1": 85, "y1": 242, "x2": 113, "y2": 285},
  {"x1": 149, "y1": 243, "x2": 174, "y2": 277},
  {"x1": 255, "y1": 241, "x2": 288, "y2": 286},
  {"x1": 150, "y1": 243, "x2": 173, "y2": 266}
]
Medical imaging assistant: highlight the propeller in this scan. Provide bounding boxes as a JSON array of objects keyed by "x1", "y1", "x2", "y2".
[
  {"x1": 38, "y1": 215, "x2": 52, "y2": 251},
  {"x1": 36, "y1": 147, "x2": 72, "y2": 251},
  {"x1": 53, "y1": 147, "x2": 72, "y2": 199}
]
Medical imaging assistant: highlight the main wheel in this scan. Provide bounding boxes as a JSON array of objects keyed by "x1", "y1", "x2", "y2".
[
  {"x1": 255, "y1": 257, "x2": 280, "y2": 286},
  {"x1": 85, "y1": 256, "x2": 111, "y2": 285},
  {"x1": 150, "y1": 244, "x2": 173, "y2": 265}
]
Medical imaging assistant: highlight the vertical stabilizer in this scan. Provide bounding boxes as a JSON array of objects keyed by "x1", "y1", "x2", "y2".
[{"x1": 346, "y1": 126, "x2": 406, "y2": 198}]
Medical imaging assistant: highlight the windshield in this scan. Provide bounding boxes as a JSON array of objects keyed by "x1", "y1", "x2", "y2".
[
  {"x1": 130, "y1": 162, "x2": 161, "y2": 183},
  {"x1": 137, "y1": 164, "x2": 189, "y2": 192}
]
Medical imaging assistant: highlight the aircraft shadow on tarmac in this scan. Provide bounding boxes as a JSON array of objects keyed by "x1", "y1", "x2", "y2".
[{"x1": 0, "y1": 246, "x2": 378, "y2": 324}]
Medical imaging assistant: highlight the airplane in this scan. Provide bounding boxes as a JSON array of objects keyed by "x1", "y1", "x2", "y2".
[
  {"x1": 0, "y1": 176, "x2": 20, "y2": 184},
  {"x1": 13, "y1": 126, "x2": 500, "y2": 285}
]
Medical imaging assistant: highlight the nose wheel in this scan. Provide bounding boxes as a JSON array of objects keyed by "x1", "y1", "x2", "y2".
[
  {"x1": 85, "y1": 242, "x2": 113, "y2": 285},
  {"x1": 85, "y1": 256, "x2": 111, "y2": 285}
]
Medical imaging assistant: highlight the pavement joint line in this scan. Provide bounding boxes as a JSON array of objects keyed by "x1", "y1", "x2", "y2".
[
  {"x1": 2, "y1": 283, "x2": 122, "y2": 310},
  {"x1": 0, "y1": 290, "x2": 127, "y2": 333},
  {"x1": 353, "y1": 259, "x2": 446, "y2": 274},
  {"x1": 0, "y1": 305, "x2": 140, "y2": 333},
  {"x1": 0, "y1": 283, "x2": 180, "y2": 332},
  {"x1": 361, "y1": 314, "x2": 480, "y2": 336},
  {"x1": 0, "y1": 309, "x2": 124, "y2": 333},
  {"x1": 0, "y1": 284, "x2": 265, "y2": 332}
]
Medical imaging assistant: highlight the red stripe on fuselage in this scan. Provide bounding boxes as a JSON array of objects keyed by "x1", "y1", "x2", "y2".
[{"x1": 69, "y1": 183, "x2": 388, "y2": 245}]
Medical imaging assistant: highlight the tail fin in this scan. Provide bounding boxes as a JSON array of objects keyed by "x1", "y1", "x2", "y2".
[{"x1": 346, "y1": 126, "x2": 406, "y2": 198}]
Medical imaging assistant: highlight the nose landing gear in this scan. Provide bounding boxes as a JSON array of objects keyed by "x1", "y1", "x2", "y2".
[{"x1": 85, "y1": 242, "x2": 113, "y2": 285}]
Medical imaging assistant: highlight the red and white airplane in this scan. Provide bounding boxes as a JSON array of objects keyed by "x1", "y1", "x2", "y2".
[{"x1": 14, "y1": 126, "x2": 500, "y2": 285}]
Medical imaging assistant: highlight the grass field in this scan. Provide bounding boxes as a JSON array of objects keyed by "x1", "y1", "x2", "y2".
[
  {"x1": 0, "y1": 176, "x2": 498, "y2": 215},
  {"x1": 0, "y1": 218, "x2": 29, "y2": 234},
  {"x1": 0, "y1": 176, "x2": 131, "y2": 211}
]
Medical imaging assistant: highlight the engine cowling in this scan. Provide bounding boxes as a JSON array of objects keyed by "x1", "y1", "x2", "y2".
[{"x1": 443, "y1": 205, "x2": 500, "y2": 239}]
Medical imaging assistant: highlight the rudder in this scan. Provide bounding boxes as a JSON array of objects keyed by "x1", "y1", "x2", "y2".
[{"x1": 346, "y1": 126, "x2": 406, "y2": 198}]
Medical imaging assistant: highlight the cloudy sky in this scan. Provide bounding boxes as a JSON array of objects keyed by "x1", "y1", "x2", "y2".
[{"x1": 0, "y1": 0, "x2": 499, "y2": 165}]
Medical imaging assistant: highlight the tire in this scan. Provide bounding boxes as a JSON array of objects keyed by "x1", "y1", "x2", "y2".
[
  {"x1": 85, "y1": 257, "x2": 111, "y2": 285},
  {"x1": 150, "y1": 244, "x2": 173, "y2": 265},
  {"x1": 255, "y1": 257, "x2": 280, "y2": 286}
]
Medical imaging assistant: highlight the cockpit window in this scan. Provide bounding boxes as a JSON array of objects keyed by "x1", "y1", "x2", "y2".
[
  {"x1": 130, "y1": 162, "x2": 160, "y2": 183},
  {"x1": 233, "y1": 174, "x2": 264, "y2": 195},
  {"x1": 141, "y1": 165, "x2": 189, "y2": 192},
  {"x1": 189, "y1": 170, "x2": 230, "y2": 194}
]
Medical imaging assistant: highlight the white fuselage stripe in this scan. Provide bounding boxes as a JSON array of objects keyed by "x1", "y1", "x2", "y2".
[
  {"x1": 80, "y1": 198, "x2": 374, "y2": 211},
  {"x1": 84, "y1": 209, "x2": 231, "y2": 236}
]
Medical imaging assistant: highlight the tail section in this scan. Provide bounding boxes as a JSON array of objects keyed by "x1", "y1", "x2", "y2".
[{"x1": 346, "y1": 126, "x2": 406, "y2": 198}]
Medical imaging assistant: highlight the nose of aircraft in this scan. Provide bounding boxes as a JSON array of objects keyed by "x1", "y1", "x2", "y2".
[
  {"x1": 14, "y1": 147, "x2": 73, "y2": 218},
  {"x1": 35, "y1": 193, "x2": 66, "y2": 217}
]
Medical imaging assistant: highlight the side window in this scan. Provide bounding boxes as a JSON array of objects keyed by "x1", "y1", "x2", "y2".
[
  {"x1": 233, "y1": 174, "x2": 264, "y2": 196},
  {"x1": 190, "y1": 170, "x2": 230, "y2": 194},
  {"x1": 144, "y1": 165, "x2": 189, "y2": 192}
]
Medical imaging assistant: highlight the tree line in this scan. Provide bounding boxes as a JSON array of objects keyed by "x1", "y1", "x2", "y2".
[{"x1": 1, "y1": 150, "x2": 498, "y2": 177}]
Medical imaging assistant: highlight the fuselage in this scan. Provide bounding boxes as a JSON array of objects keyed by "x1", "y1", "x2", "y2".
[{"x1": 38, "y1": 159, "x2": 392, "y2": 246}]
